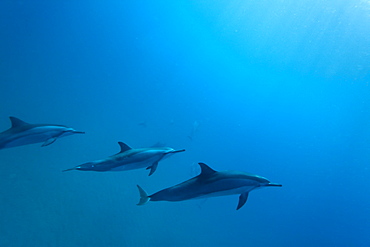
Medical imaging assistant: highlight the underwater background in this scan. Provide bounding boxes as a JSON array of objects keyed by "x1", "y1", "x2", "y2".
[{"x1": 0, "y1": 0, "x2": 369, "y2": 246}]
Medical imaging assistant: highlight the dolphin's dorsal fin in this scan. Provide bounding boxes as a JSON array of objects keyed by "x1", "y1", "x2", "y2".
[
  {"x1": 198, "y1": 163, "x2": 217, "y2": 177},
  {"x1": 118, "y1": 142, "x2": 132, "y2": 153},
  {"x1": 9, "y1": 117, "x2": 28, "y2": 128}
]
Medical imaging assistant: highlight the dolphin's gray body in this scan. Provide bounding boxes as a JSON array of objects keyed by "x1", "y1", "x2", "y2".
[
  {"x1": 137, "y1": 163, "x2": 282, "y2": 210},
  {"x1": 63, "y1": 142, "x2": 185, "y2": 176},
  {"x1": 0, "y1": 117, "x2": 84, "y2": 150}
]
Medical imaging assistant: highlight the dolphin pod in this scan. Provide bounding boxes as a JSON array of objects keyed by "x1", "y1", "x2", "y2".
[{"x1": 0, "y1": 116, "x2": 281, "y2": 210}]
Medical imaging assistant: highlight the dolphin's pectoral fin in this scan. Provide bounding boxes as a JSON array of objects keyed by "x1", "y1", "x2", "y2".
[
  {"x1": 42, "y1": 138, "x2": 57, "y2": 147},
  {"x1": 146, "y1": 161, "x2": 159, "y2": 176},
  {"x1": 237, "y1": 192, "x2": 249, "y2": 210}
]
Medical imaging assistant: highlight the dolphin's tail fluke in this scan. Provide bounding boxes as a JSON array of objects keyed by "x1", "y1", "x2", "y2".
[{"x1": 137, "y1": 185, "x2": 150, "y2": 205}]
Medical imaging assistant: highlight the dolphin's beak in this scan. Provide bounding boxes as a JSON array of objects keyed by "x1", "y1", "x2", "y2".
[
  {"x1": 62, "y1": 167, "x2": 76, "y2": 172},
  {"x1": 172, "y1": 149, "x2": 186, "y2": 153},
  {"x1": 73, "y1": 131, "x2": 85, "y2": 134},
  {"x1": 266, "y1": 183, "x2": 282, "y2": 187}
]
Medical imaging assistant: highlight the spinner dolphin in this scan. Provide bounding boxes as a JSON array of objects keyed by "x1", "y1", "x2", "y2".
[{"x1": 137, "y1": 162, "x2": 282, "y2": 209}]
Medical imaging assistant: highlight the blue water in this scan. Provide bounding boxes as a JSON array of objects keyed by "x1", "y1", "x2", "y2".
[{"x1": 1, "y1": 1, "x2": 369, "y2": 246}]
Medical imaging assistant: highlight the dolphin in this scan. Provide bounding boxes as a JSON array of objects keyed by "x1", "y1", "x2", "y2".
[
  {"x1": 63, "y1": 142, "x2": 185, "y2": 176},
  {"x1": 137, "y1": 162, "x2": 282, "y2": 210},
  {"x1": 0, "y1": 116, "x2": 85, "y2": 150}
]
